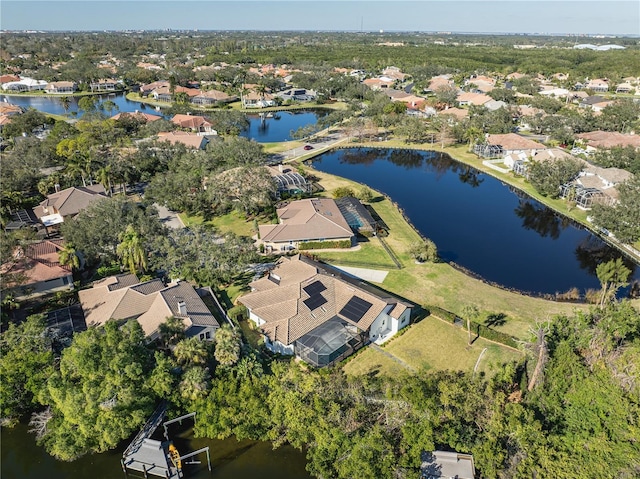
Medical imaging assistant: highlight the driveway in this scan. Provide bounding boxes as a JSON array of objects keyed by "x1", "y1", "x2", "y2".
[{"x1": 154, "y1": 203, "x2": 184, "y2": 229}]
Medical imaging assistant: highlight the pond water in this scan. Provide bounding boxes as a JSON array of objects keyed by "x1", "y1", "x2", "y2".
[
  {"x1": 1, "y1": 94, "x2": 324, "y2": 142},
  {"x1": 1, "y1": 92, "x2": 163, "y2": 118},
  {"x1": 240, "y1": 110, "x2": 326, "y2": 143},
  {"x1": 311, "y1": 147, "x2": 639, "y2": 296},
  {"x1": 1, "y1": 423, "x2": 311, "y2": 479}
]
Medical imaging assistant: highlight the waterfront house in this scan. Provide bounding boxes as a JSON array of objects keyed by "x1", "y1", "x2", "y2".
[
  {"x1": 1, "y1": 77, "x2": 47, "y2": 92},
  {"x1": 242, "y1": 90, "x2": 276, "y2": 108},
  {"x1": 44, "y1": 81, "x2": 77, "y2": 94},
  {"x1": 266, "y1": 165, "x2": 312, "y2": 199},
  {"x1": 238, "y1": 255, "x2": 412, "y2": 366},
  {"x1": 79, "y1": 274, "x2": 220, "y2": 341},
  {"x1": 257, "y1": 198, "x2": 354, "y2": 253},
  {"x1": 475, "y1": 133, "x2": 547, "y2": 159},
  {"x1": 89, "y1": 78, "x2": 120, "y2": 92},
  {"x1": 171, "y1": 114, "x2": 216, "y2": 135},
  {"x1": 191, "y1": 89, "x2": 237, "y2": 106}
]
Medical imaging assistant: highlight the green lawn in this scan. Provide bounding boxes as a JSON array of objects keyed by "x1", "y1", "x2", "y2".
[
  {"x1": 179, "y1": 210, "x2": 263, "y2": 237},
  {"x1": 343, "y1": 316, "x2": 523, "y2": 377}
]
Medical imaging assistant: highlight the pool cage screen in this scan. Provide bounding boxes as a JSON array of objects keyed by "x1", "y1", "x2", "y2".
[{"x1": 295, "y1": 317, "x2": 365, "y2": 367}]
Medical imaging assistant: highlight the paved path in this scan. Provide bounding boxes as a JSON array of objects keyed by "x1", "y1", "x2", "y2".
[
  {"x1": 154, "y1": 203, "x2": 184, "y2": 229},
  {"x1": 329, "y1": 264, "x2": 388, "y2": 283},
  {"x1": 368, "y1": 343, "x2": 416, "y2": 372}
]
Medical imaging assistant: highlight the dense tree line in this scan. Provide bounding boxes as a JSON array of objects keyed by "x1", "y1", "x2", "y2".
[{"x1": 2, "y1": 301, "x2": 638, "y2": 477}]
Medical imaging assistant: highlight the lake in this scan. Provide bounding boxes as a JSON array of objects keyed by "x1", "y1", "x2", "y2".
[
  {"x1": 241, "y1": 110, "x2": 326, "y2": 143},
  {"x1": 1, "y1": 94, "x2": 324, "y2": 142},
  {"x1": 311, "y1": 147, "x2": 639, "y2": 296},
  {"x1": 0, "y1": 92, "x2": 162, "y2": 118},
  {"x1": 1, "y1": 423, "x2": 311, "y2": 479}
]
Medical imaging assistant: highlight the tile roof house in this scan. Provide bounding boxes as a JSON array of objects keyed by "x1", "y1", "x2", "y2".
[
  {"x1": 44, "y1": 81, "x2": 77, "y2": 94},
  {"x1": 171, "y1": 114, "x2": 216, "y2": 134},
  {"x1": 157, "y1": 131, "x2": 210, "y2": 150},
  {"x1": 363, "y1": 77, "x2": 395, "y2": 90},
  {"x1": 191, "y1": 89, "x2": 237, "y2": 106},
  {"x1": 79, "y1": 274, "x2": 220, "y2": 341},
  {"x1": 456, "y1": 92, "x2": 492, "y2": 106},
  {"x1": 1, "y1": 239, "x2": 73, "y2": 299},
  {"x1": 238, "y1": 255, "x2": 412, "y2": 366},
  {"x1": 33, "y1": 184, "x2": 107, "y2": 227},
  {"x1": 576, "y1": 131, "x2": 640, "y2": 150},
  {"x1": 258, "y1": 198, "x2": 355, "y2": 253},
  {"x1": 89, "y1": 78, "x2": 120, "y2": 92},
  {"x1": 486, "y1": 133, "x2": 547, "y2": 155},
  {"x1": 1, "y1": 77, "x2": 47, "y2": 92},
  {"x1": 111, "y1": 111, "x2": 163, "y2": 123}
]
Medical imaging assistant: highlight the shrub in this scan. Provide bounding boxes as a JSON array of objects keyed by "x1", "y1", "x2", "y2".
[{"x1": 298, "y1": 239, "x2": 352, "y2": 250}]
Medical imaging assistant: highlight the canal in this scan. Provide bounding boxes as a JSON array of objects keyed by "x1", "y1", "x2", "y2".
[
  {"x1": 311, "y1": 147, "x2": 639, "y2": 296},
  {"x1": 1, "y1": 423, "x2": 311, "y2": 479}
]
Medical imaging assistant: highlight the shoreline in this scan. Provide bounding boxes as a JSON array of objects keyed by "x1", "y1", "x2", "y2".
[{"x1": 339, "y1": 140, "x2": 640, "y2": 266}]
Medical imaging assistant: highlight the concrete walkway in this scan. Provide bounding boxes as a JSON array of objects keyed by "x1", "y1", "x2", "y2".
[
  {"x1": 328, "y1": 264, "x2": 389, "y2": 283},
  {"x1": 154, "y1": 203, "x2": 184, "y2": 229}
]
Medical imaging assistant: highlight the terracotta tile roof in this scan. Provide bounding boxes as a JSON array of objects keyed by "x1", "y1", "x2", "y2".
[
  {"x1": 259, "y1": 198, "x2": 353, "y2": 243},
  {"x1": 239, "y1": 256, "x2": 411, "y2": 346},
  {"x1": 2, "y1": 239, "x2": 71, "y2": 286},
  {"x1": 157, "y1": 131, "x2": 209, "y2": 149},
  {"x1": 577, "y1": 131, "x2": 640, "y2": 149},
  {"x1": 171, "y1": 114, "x2": 213, "y2": 130},
  {"x1": 80, "y1": 277, "x2": 219, "y2": 337},
  {"x1": 111, "y1": 111, "x2": 162, "y2": 122},
  {"x1": 456, "y1": 92, "x2": 492, "y2": 105},
  {"x1": 194, "y1": 89, "x2": 236, "y2": 101},
  {"x1": 438, "y1": 107, "x2": 468, "y2": 119},
  {"x1": 487, "y1": 133, "x2": 547, "y2": 151}
]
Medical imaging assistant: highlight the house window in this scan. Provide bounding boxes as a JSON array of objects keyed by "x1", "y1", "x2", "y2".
[
  {"x1": 205, "y1": 331, "x2": 211, "y2": 340},
  {"x1": 62, "y1": 276, "x2": 70, "y2": 285},
  {"x1": 199, "y1": 333, "x2": 205, "y2": 340}
]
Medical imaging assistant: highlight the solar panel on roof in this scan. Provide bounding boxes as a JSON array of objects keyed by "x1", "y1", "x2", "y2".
[
  {"x1": 303, "y1": 280, "x2": 327, "y2": 296},
  {"x1": 304, "y1": 294, "x2": 327, "y2": 311},
  {"x1": 339, "y1": 296, "x2": 373, "y2": 322}
]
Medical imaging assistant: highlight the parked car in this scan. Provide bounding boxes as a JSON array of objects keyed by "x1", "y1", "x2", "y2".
[{"x1": 303, "y1": 145, "x2": 314, "y2": 150}]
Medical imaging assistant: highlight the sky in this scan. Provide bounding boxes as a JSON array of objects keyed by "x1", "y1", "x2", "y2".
[{"x1": 1, "y1": 0, "x2": 639, "y2": 35}]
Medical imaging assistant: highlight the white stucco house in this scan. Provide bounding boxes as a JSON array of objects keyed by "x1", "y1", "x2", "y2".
[{"x1": 238, "y1": 255, "x2": 413, "y2": 367}]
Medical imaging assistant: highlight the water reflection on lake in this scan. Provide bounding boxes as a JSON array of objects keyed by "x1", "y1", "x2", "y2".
[{"x1": 311, "y1": 147, "x2": 639, "y2": 295}]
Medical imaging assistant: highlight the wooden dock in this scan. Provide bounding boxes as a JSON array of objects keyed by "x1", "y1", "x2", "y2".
[
  {"x1": 122, "y1": 404, "x2": 210, "y2": 479},
  {"x1": 122, "y1": 402, "x2": 181, "y2": 478}
]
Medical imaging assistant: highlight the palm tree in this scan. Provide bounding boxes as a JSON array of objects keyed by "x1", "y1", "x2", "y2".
[
  {"x1": 116, "y1": 225, "x2": 147, "y2": 274},
  {"x1": 596, "y1": 258, "x2": 631, "y2": 308},
  {"x1": 464, "y1": 126, "x2": 484, "y2": 151},
  {"x1": 60, "y1": 96, "x2": 71, "y2": 116},
  {"x1": 214, "y1": 324, "x2": 241, "y2": 367},
  {"x1": 96, "y1": 165, "x2": 112, "y2": 195},
  {"x1": 461, "y1": 305, "x2": 480, "y2": 346},
  {"x1": 58, "y1": 243, "x2": 80, "y2": 271},
  {"x1": 159, "y1": 316, "x2": 186, "y2": 349},
  {"x1": 173, "y1": 336, "x2": 210, "y2": 367}
]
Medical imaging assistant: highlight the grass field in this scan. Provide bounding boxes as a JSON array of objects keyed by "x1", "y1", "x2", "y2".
[
  {"x1": 343, "y1": 315, "x2": 523, "y2": 377},
  {"x1": 179, "y1": 210, "x2": 270, "y2": 237}
]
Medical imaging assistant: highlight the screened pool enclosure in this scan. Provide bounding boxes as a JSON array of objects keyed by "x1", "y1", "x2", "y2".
[{"x1": 294, "y1": 317, "x2": 367, "y2": 367}]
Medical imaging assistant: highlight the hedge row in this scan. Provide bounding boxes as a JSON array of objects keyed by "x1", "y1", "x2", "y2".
[
  {"x1": 298, "y1": 239, "x2": 352, "y2": 250},
  {"x1": 424, "y1": 304, "x2": 519, "y2": 349}
]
